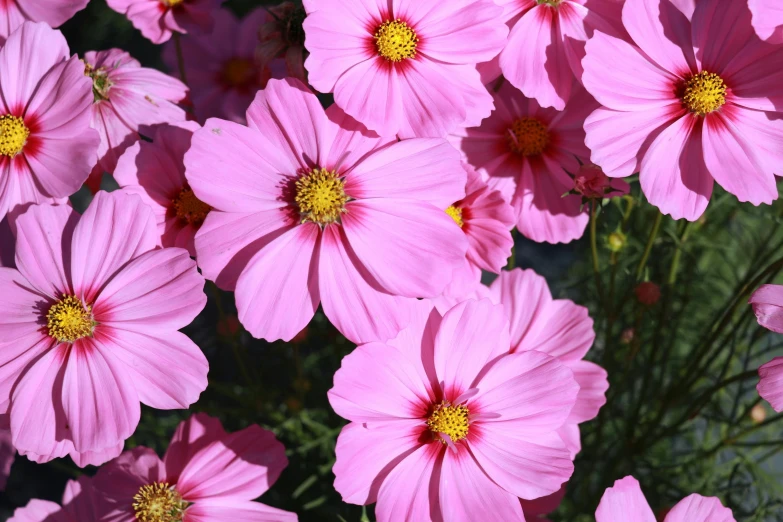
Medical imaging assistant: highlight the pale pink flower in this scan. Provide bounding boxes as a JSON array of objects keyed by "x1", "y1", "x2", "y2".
[
  {"x1": 187, "y1": 78, "x2": 468, "y2": 343},
  {"x1": 0, "y1": 22, "x2": 99, "y2": 220},
  {"x1": 303, "y1": 0, "x2": 508, "y2": 138},
  {"x1": 330, "y1": 298, "x2": 579, "y2": 521},
  {"x1": 257, "y1": 1, "x2": 308, "y2": 81},
  {"x1": 0, "y1": 0, "x2": 88, "y2": 45},
  {"x1": 106, "y1": 0, "x2": 224, "y2": 44},
  {"x1": 96, "y1": 413, "x2": 297, "y2": 522},
  {"x1": 0, "y1": 191, "x2": 208, "y2": 466},
  {"x1": 574, "y1": 164, "x2": 630, "y2": 199},
  {"x1": 582, "y1": 0, "x2": 783, "y2": 221},
  {"x1": 114, "y1": 122, "x2": 208, "y2": 256},
  {"x1": 84, "y1": 49, "x2": 188, "y2": 176},
  {"x1": 8, "y1": 476, "x2": 103, "y2": 521},
  {"x1": 749, "y1": 0, "x2": 783, "y2": 43},
  {"x1": 750, "y1": 284, "x2": 783, "y2": 411},
  {"x1": 496, "y1": 0, "x2": 626, "y2": 110},
  {"x1": 450, "y1": 82, "x2": 596, "y2": 244},
  {"x1": 163, "y1": 8, "x2": 286, "y2": 124},
  {"x1": 596, "y1": 476, "x2": 735, "y2": 522}
]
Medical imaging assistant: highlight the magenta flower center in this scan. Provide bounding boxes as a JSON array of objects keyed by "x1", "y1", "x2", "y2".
[
  {"x1": 172, "y1": 186, "x2": 211, "y2": 225},
  {"x1": 46, "y1": 295, "x2": 94, "y2": 343},
  {"x1": 374, "y1": 19, "x2": 419, "y2": 62},
  {"x1": 445, "y1": 205, "x2": 464, "y2": 228},
  {"x1": 0, "y1": 115, "x2": 30, "y2": 157},
  {"x1": 681, "y1": 71, "x2": 727, "y2": 115},
  {"x1": 507, "y1": 117, "x2": 550, "y2": 157},
  {"x1": 133, "y1": 482, "x2": 187, "y2": 522},
  {"x1": 427, "y1": 401, "x2": 470, "y2": 443},
  {"x1": 295, "y1": 168, "x2": 348, "y2": 225},
  {"x1": 221, "y1": 58, "x2": 256, "y2": 89}
]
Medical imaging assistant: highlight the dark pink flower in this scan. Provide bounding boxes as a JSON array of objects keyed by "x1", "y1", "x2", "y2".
[
  {"x1": 257, "y1": 1, "x2": 307, "y2": 81},
  {"x1": 574, "y1": 164, "x2": 630, "y2": 199},
  {"x1": 106, "y1": 0, "x2": 224, "y2": 44}
]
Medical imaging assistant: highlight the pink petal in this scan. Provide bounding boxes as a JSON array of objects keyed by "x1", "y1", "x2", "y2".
[
  {"x1": 438, "y1": 449, "x2": 525, "y2": 522},
  {"x1": 488, "y1": 268, "x2": 550, "y2": 347},
  {"x1": 639, "y1": 116, "x2": 713, "y2": 221},
  {"x1": 176, "y1": 424, "x2": 288, "y2": 501},
  {"x1": 14, "y1": 0, "x2": 89, "y2": 29},
  {"x1": 60, "y1": 475, "x2": 105, "y2": 519},
  {"x1": 569, "y1": 360, "x2": 609, "y2": 423},
  {"x1": 98, "y1": 328, "x2": 207, "y2": 410},
  {"x1": 595, "y1": 476, "x2": 656, "y2": 522},
  {"x1": 70, "y1": 191, "x2": 159, "y2": 303},
  {"x1": 68, "y1": 441, "x2": 124, "y2": 468},
  {"x1": 8, "y1": 500, "x2": 65, "y2": 522},
  {"x1": 325, "y1": 103, "x2": 393, "y2": 170},
  {"x1": 386, "y1": 299, "x2": 442, "y2": 399},
  {"x1": 374, "y1": 443, "x2": 441, "y2": 522},
  {"x1": 0, "y1": 331, "x2": 52, "y2": 421},
  {"x1": 749, "y1": 0, "x2": 783, "y2": 43},
  {"x1": 94, "y1": 247, "x2": 206, "y2": 331},
  {"x1": 521, "y1": 486, "x2": 566, "y2": 518},
  {"x1": 333, "y1": 421, "x2": 424, "y2": 505},
  {"x1": 329, "y1": 342, "x2": 431, "y2": 422},
  {"x1": 94, "y1": 446, "x2": 165, "y2": 511},
  {"x1": 163, "y1": 413, "x2": 226, "y2": 482},
  {"x1": 341, "y1": 199, "x2": 467, "y2": 298},
  {"x1": 433, "y1": 299, "x2": 510, "y2": 399},
  {"x1": 664, "y1": 494, "x2": 736, "y2": 522},
  {"x1": 557, "y1": 422, "x2": 582, "y2": 459},
  {"x1": 691, "y1": 0, "x2": 753, "y2": 74},
  {"x1": 750, "y1": 284, "x2": 783, "y2": 333},
  {"x1": 184, "y1": 499, "x2": 298, "y2": 522},
  {"x1": 757, "y1": 357, "x2": 783, "y2": 412},
  {"x1": 0, "y1": 429, "x2": 13, "y2": 491},
  {"x1": 319, "y1": 224, "x2": 414, "y2": 344},
  {"x1": 235, "y1": 223, "x2": 320, "y2": 342},
  {"x1": 622, "y1": 0, "x2": 694, "y2": 75}
]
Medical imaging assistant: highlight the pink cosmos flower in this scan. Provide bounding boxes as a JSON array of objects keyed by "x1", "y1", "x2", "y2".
[
  {"x1": 574, "y1": 164, "x2": 630, "y2": 199},
  {"x1": 330, "y1": 298, "x2": 579, "y2": 521},
  {"x1": 187, "y1": 78, "x2": 468, "y2": 344},
  {"x1": 302, "y1": 0, "x2": 508, "y2": 138},
  {"x1": 582, "y1": 0, "x2": 783, "y2": 221},
  {"x1": 163, "y1": 8, "x2": 286, "y2": 124},
  {"x1": 0, "y1": 429, "x2": 13, "y2": 491},
  {"x1": 84, "y1": 48, "x2": 188, "y2": 177},
  {"x1": 495, "y1": 0, "x2": 626, "y2": 110},
  {"x1": 0, "y1": 191, "x2": 208, "y2": 466},
  {"x1": 114, "y1": 122, "x2": 208, "y2": 256},
  {"x1": 257, "y1": 1, "x2": 308, "y2": 81},
  {"x1": 95, "y1": 413, "x2": 297, "y2": 522},
  {"x1": 750, "y1": 284, "x2": 783, "y2": 412},
  {"x1": 749, "y1": 0, "x2": 783, "y2": 44},
  {"x1": 0, "y1": 0, "x2": 88, "y2": 45},
  {"x1": 450, "y1": 82, "x2": 596, "y2": 244},
  {"x1": 443, "y1": 163, "x2": 514, "y2": 298},
  {"x1": 9, "y1": 476, "x2": 103, "y2": 522},
  {"x1": 596, "y1": 476, "x2": 735, "y2": 522},
  {"x1": 0, "y1": 22, "x2": 99, "y2": 220},
  {"x1": 106, "y1": 0, "x2": 224, "y2": 44}
]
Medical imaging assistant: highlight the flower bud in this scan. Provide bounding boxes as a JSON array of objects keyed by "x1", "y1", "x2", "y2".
[{"x1": 635, "y1": 282, "x2": 661, "y2": 306}]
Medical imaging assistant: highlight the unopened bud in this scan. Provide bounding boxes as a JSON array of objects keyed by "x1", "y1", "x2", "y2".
[
  {"x1": 607, "y1": 231, "x2": 627, "y2": 252},
  {"x1": 635, "y1": 282, "x2": 661, "y2": 306}
]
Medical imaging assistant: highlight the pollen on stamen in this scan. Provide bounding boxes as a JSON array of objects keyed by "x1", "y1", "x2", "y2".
[
  {"x1": 446, "y1": 205, "x2": 464, "y2": 228},
  {"x1": 0, "y1": 115, "x2": 30, "y2": 157},
  {"x1": 507, "y1": 117, "x2": 550, "y2": 157},
  {"x1": 375, "y1": 19, "x2": 419, "y2": 62},
  {"x1": 46, "y1": 295, "x2": 95, "y2": 343},
  {"x1": 427, "y1": 401, "x2": 470, "y2": 444},
  {"x1": 172, "y1": 186, "x2": 211, "y2": 225},
  {"x1": 133, "y1": 482, "x2": 188, "y2": 522},
  {"x1": 84, "y1": 62, "x2": 112, "y2": 101},
  {"x1": 681, "y1": 71, "x2": 727, "y2": 116},
  {"x1": 295, "y1": 168, "x2": 348, "y2": 225}
]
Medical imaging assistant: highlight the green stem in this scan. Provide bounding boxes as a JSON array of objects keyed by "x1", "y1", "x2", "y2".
[
  {"x1": 173, "y1": 33, "x2": 188, "y2": 84},
  {"x1": 590, "y1": 200, "x2": 604, "y2": 300},
  {"x1": 667, "y1": 221, "x2": 692, "y2": 285},
  {"x1": 635, "y1": 212, "x2": 662, "y2": 280}
]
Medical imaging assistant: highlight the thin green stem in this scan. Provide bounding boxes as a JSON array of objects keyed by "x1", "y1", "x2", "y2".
[
  {"x1": 667, "y1": 221, "x2": 692, "y2": 285},
  {"x1": 636, "y1": 212, "x2": 663, "y2": 280},
  {"x1": 590, "y1": 200, "x2": 604, "y2": 301}
]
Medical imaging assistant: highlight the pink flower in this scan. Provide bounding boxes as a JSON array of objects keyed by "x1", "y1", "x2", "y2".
[
  {"x1": 257, "y1": 1, "x2": 308, "y2": 81},
  {"x1": 574, "y1": 164, "x2": 630, "y2": 199},
  {"x1": 749, "y1": 0, "x2": 783, "y2": 43},
  {"x1": 487, "y1": 268, "x2": 605, "y2": 457},
  {"x1": 187, "y1": 78, "x2": 468, "y2": 343},
  {"x1": 0, "y1": 0, "x2": 88, "y2": 45},
  {"x1": 758, "y1": 358, "x2": 783, "y2": 413},
  {"x1": 84, "y1": 49, "x2": 188, "y2": 176},
  {"x1": 302, "y1": 0, "x2": 508, "y2": 138},
  {"x1": 106, "y1": 0, "x2": 224, "y2": 44},
  {"x1": 582, "y1": 0, "x2": 783, "y2": 221},
  {"x1": 163, "y1": 8, "x2": 287, "y2": 124},
  {"x1": 750, "y1": 284, "x2": 783, "y2": 411},
  {"x1": 496, "y1": 0, "x2": 626, "y2": 110},
  {"x1": 114, "y1": 122, "x2": 208, "y2": 256},
  {"x1": 0, "y1": 22, "x2": 99, "y2": 220},
  {"x1": 596, "y1": 476, "x2": 735, "y2": 522},
  {"x1": 0, "y1": 191, "x2": 208, "y2": 466},
  {"x1": 443, "y1": 163, "x2": 514, "y2": 298},
  {"x1": 450, "y1": 82, "x2": 596, "y2": 244},
  {"x1": 96, "y1": 413, "x2": 296, "y2": 522},
  {"x1": 9, "y1": 476, "x2": 103, "y2": 521},
  {"x1": 330, "y1": 298, "x2": 579, "y2": 521}
]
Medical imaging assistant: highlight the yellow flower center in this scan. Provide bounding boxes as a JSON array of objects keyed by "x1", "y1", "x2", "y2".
[
  {"x1": 162, "y1": 0, "x2": 184, "y2": 7},
  {"x1": 537, "y1": 0, "x2": 564, "y2": 6},
  {"x1": 427, "y1": 401, "x2": 470, "y2": 443},
  {"x1": 0, "y1": 115, "x2": 29, "y2": 157},
  {"x1": 221, "y1": 58, "x2": 255, "y2": 88},
  {"x1": 172, "y1": 186, "x2": 211, "y2": 225},
  {"x1": 681, "y1": 71, "x2": 726, "y2": 115},
  {"x1": 84, "y1": 62, "x2": 112, "y2": 101},
  {"x1": 295, "y1": 168, "x2": 348, "y2": 225},
  {"x1": 46, "y1": 295, "x2": 94, "y2": 343},
  {"x1": 445, "y1": 205, "x2": 464, "y2": 228},
  {"x1": 133, "y1": 482, "x2": 187, "y2": 522},
  {"x1": 375, "y1": 19, "x2": 418, "y2": 62},
  {"x1": 507, "y1": 118, "x2": 549, "y2": 156}
]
